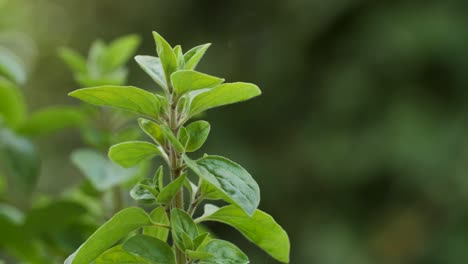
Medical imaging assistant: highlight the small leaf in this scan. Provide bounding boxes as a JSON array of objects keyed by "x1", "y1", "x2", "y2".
[
  {"x1": 0, "y1": 77, "x2": 26, "y2": 128},
  {"x1": 59, "y1": 47, "x2": 87, "y2": 74},
  {"x1": 0, "y1": 46, "x2": 27, "y2": 85},
  {"x1": 130, "y1": 180, "x2": 158, "y2": 203},
  {"x1": 143, "y1": 207, "x2": 170, "y2": 242},
  {"x1": 71, "y1": 149, "x2": 138, "y2": 191},
  {"x1": 122, "y1": 235, "x2": 175, "y2": 264},
  {"x1": 95, "y1": 246, "x2": 149, "y2": 264},
  {"x1": 161, "y1": 125, "x2": 185, "y2": 153},
  {"x1": 102, "y1": 34, "x2": 141, "y2": 71},
  {"x1": 186, "y1": 250, "x2": 213, "y2": 261},
  {"x1": 184, "y1": 155, "x2": 260, "y2": 216},
  {"x1": 193, "y1": 233, "x2": 210, "y2": 250},
  {"x1": 152, "y1": 31, "x2": 178, "y2": 83},
  {"x1": 17, "y1": 106, "x2": 86, "y2": 137},
  {"x1": 65, "y1": 207, "x2": 152, "y2": 264},
  {"x1": 198, "y1": 239, "x2": 249, "y2": 264},
  {"x1": 171, "y1": 208, "x2": 199, "y2": 251},
  {"x1": 68, "y1": 86, "x2": 161, "y2": 118},
  {"x1": 156, "y1": 173, "x2": 186, "y2": 204},
  {"x1": 153, "y1": 166, "x2": 165, "y2": 191},
  {"x1": 173, "y1": 45, "x2": 184, "y2": 69},
  {"x1": 109, "y1": 141, "x2": 165, "y2": 168},
  {"x1": 178, "y1": 127, "x2": 190, "y2": 149},
  {"x1": 183, "y1": 120, "x2": 211, "y2": 152},
  {"x1": 189, "y1": 82, "x2": 261, "y2": 117},
  {"x1": 183, "y1": 44, "x2": 211, "y2": 70},
  {"x1": 138, "y1": 118, "x2": 165, "y2": 146},
  {"x1": 198, "y1": 205, "x2": 290, "y2": 263},
  {"x1": 171, "y1": 70, "x2": 224, "y2": 95},
  {"x1": 135, "y1": 55, "x2": 167, "y2": 91}
]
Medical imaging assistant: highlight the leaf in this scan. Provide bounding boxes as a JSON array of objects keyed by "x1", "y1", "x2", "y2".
[
  {"x1": 152, "y1": 31, "x2": 178, "y2": 83},
  {"x1": 183, "y1": 120, "x2": 211, "y2": 152},
  {"x1": 188, "y1": 82, "x2": 261, "y2": 117},
  {"x1": 178, "y1": 127, "x2": 190, "y2": 149},
  {"x1": 171, "y1": 70, "x2": 224, "y2": 95},
  {"x1": 0, "y1": 128, "x2": 39, "y2": 193},
  {"x1": 186, "y1": 250, "x2": 213, "y2": 261},
  {"x1": 143, "y1": 207, "x2": 170, "y2": 242},
  {"x1": 122, "y1": 235, "x2": 175, "y2": 264},
  {"x1": 171, "y1": 208, "x2": 199, "y2": 251},
  {"x1": 135, "y1": 55, "x2": 168, "y2": 91},
  {"x1": 198, "y1": 239, "x2": 249, "y2": 264},
  {"x1": 16, "y1": 106, "x2": 86, "y2": 137},
  {"x1": 198, "y1": 205, "x2": 290, "y2": 263},
  {"x1": 102, "y1": 34, "x2": 141, "y2": 72},
  {"x1": 65, "y1": 207, "x2": 152, "y2": 264},
  {"x1": 130, "y1": 180, "x2": 158, "y2": 203},
  {"x1": 109, "y1": 141, "x2": 165, "y2": 168},
  {"x1": 173, "y1": 45, "x2": 184, "y2": 69},
  {"x1": 59, "y1": 47, "x2": 87, "y2": 74},
  {"x1": 71, "y1": 148, "x2": 138, "y2": 191},
  {"x1": 68, "y1": 86, "x2": 161, "y2": 118},
  {"x1": 95, "y1": 246, "x2": 149, "y2": 264},
  {"x1": 0, "y1": 77, "x2": 26, "y2": 128},
  {"x1": 156, "y1": 173, "x2": 186, "y2": 204},
  {"x1": 183, "y1": 44, "x2": 211, "y2": 70},
  {"x1": 193, "y1": 233, "x2": 210, "y2": 250},
  {"x1": 184, "y1": 155, "x2": 260, "y2": 216},
  {"x1": 138, "y1": 118, "x2": 165, "y2": 146},
  {"x1": 161, "y1": 125, "x2": 185, "y2": 153},
  {"x1": 0, "y1": 46, "x2": 27, "y2": 85}
]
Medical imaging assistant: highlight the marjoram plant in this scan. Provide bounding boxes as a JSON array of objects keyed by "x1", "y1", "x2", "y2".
[{"x1": 65, "y1": 31, "x2": 290, "y2": 264}]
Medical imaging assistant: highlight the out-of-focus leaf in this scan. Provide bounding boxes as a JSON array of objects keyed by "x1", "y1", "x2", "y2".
[
  {"x1": 17, "y1": 106, "x2": 86, "y2": 137},
  {"x1": 71, "y1": 148, "x2": 138, "y2": 191},
  {"x1": 0, "y1": 77, "x2": 26, "y2": 128},
  {"x1": 0, "y1": 46, "x2": 27, "y2": 84},
  {"x1": 102, "y1": 34, "x2": 141, "y2": 72},
  {"x1": 59, "y1": 47, "x2": 87, "y2": 74}
]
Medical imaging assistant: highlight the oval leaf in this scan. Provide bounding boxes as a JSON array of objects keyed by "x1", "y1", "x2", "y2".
[
  {"x1": 156, "y1": 173, "x2": 186, "y2": 204},
  {"x1": 198, "y1": 205, "x2": 290, "y2": 263},
  {"x1": 183, "y1": 120, "x2": 211, "y2": 152},
  {"x1": 184, "y1": 155, "x2": 260, "y2": 216},
  {"x1": 138, "y1": 118, "x2": 165, "y2": 146},
  {"x1": 143, "y1": 207, "x2": 170, "y2": 242},
  {"x1": 198, "y1": 239, "x2": 249, "y2": 264},
  {"x1": 152, "y1": 32, "x2": 177, "y2": 83},
  {"x1": 171, "y1": 70, "x2": 224, "y2": 95},
  {"x1": 135, "y1": 55, "x2": 167, "y2": 91},
  {"x1": 183, "y1": 44, "x2": 211, "y2": 70},
  {"x1": 171, "y1": 208, "x2": 199, "y2": 251},
  {"x1": 122, "y1": 235, "x2": 175, "y2": 264},
  {"x1": 109, "y1": 141, "x2": 165, "y2": 168},
  {"x1": 188, "y1": 82, "x2": 261, "y2": 117},
  {"x1": 95, "y1": 246, "x2": 149, "y2": 264},
  {"x1": 68, "y1": 86, "x2": 161, "y2": 118},
  {"x1": 65, "y1": 207, "x2": 152, "y2": 264}
]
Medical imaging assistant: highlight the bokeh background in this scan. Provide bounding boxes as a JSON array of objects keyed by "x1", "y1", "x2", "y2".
[{"x1": 2, "y1": 0, "x2": 468, "y2": 263}]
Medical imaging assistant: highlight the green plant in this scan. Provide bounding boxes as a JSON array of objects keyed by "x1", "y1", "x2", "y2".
[{"x1": 66, "y1": 31, "x2": 290, "y2": 264}]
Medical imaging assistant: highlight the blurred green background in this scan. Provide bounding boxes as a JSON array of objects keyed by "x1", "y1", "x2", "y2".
[{"x1": 2, "y1": 0, "x2": 468, "y2": 263}]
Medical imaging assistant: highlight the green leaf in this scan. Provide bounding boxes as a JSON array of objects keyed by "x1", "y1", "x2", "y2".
[
  {"x1": 135, "y1": 55, "x2": 168, "y2": 91},
  {"x1": 102, "y1": 34, "x2": 141, "y2": 72},
  {"x1": 184, "y1": 155, "x2": 260, "y2": 216},
  {"x1": 0, "y1": 77, "x2": 26, "y2": 128},
  {"x1": 95, "y1": 246, "x2": 149, "y2": 264},
  {"x1": 143, "y1": 207, "x2": 170, "y2": 242},
  {"x1": 171, "y1": 208, "x2": 199, "y2": 251},
  {"x1": 193, "y1": 233, "x2": 210, "y2": 250},
  {"x1": 0, "y1": 128, "x2": 39, "y2": 193},
  {"x1": 0, "y1": 46, "x2": 27, "y2": 85},
  {"x1": 87, "y1": 40, "x2": 106, "y2": 76},
  {"x1": 198, "y1": 205, "x2": 290, "y2": 263},
  {"x1": 183, "y1": 44, "x2": 211, "y2": 70},
  {"x1": 109, "y1": 141, "x2": 166, "y2": 168},
  {"x1": 188, "y1": 82, "x2": 261, "y2": 117},
  {"x1": 173, "y1": 45, "x2": 184, "y2": 69},
  {"x1": 156, "y1": 173, "x2": 186, "y2": 204},
  {"x1": 59, "y1": 47, "x2": 87, "y2": 74},
  {"x1": 152, "y1": 31, "x2": 178, "y2": 83},
  {"x1": 122, "y1": 235, "x2": 175, "y2": 264},
  {"x1": 68, "y1": 86, "x2": 161, "y2": 118},
  {"x1": 16, "y1": 106, "x2": 86, "y2": 137},
  {"x1": 130, "y1": 180, "x2": 158, "y2": 203},
  {"x1": 161, "y1": 125, "x2": 185, "y2": 153},
  {"x1": 171, "y1": 70, "x2": 224, "y2": 95},
  {"x1": 186, "y1": 250, "x2": 213, "y2": 261},
  {"x1": 178, "y1": 127, "x2": 190, "y2": 149},
  {"x1": 71, "y1": 148, "x2": 138, "y2": 191},
  {"x1": 65, "y1": 207, "x2": 152, "y2": 264},
  {"x1": 198, "y1": 239, "x2": 249, "y2": 264},
  {"x1": 183, "y1": 120, "x2": 211, "y2": 152},
  {"x1": 138, "y1": 118, "x2": 165, "y2": 146}
]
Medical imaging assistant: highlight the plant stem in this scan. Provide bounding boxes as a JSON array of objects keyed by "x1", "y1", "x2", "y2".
[{"x1": 168, "y1": 92, "x2": 186, "y2": 264}]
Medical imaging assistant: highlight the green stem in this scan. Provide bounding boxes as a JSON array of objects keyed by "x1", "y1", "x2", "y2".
[{"x1": 168, "y1": 91, "x2": 186, "y2": 264}]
